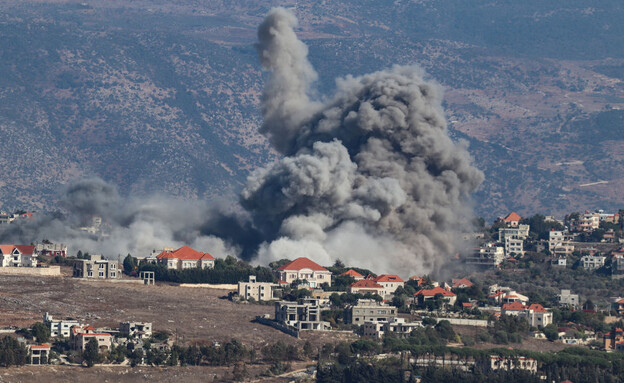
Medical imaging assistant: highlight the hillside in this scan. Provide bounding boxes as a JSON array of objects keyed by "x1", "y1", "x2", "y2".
[{"x1": 0, "y1": 0, "x2": 623, "y2": 219}]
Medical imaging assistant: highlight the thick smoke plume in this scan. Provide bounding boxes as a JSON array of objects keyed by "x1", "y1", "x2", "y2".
[
  {"x1": 0, "y1": 8, "x2": 483, "y2": 276},
  {"x1": 243, "y1": 7, "x2": 484, "y2": 274}
]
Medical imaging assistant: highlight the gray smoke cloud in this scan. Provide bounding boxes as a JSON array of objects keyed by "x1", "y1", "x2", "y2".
[
  {"x1": 0, "y1": 8, "x2": 483, "y2": 277},
  {"x1": 243, "y1": 8, "x2": 484, "y2": 274},
  {"x1": 0, "y1": 178, "x2": 246, "y2": 260}
]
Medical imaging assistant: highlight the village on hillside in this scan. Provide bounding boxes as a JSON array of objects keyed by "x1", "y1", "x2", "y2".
[{"x1": 1, "y1": 208, "x2": 624, "y2": 381}]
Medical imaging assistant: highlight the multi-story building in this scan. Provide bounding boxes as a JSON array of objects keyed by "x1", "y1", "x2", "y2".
[
  {"x1": 344, "y1": 299, "x2": 397, "y2": 325},
  {"x1": 498, "y1": 225, "x2": 530, "y2": 256},
  {"x1": 371, "y1": 275, "x2": 405, "y2": 297},
  {"x1": 363, "y1": 318, "x2": 422, "y2": 339},
  {"x1": 35, "y1": 242, "x2": 68, "y2": 258},
  {"x1": 500, "y1": 212, "x2": 522, "y2": 228},
  {"x1": 557, "y1": 289, "x2": 580, "y2": 308},
  {"x1": 155, "y1": 246, "x2": 215, "y2": 270},
  {"x1": 0, "y1": 245, "x2": 37, "y2": 267},
  {"x1": 73, "y1": 254, "x2": 120, "y2": 279},
  {"x1": 70, "y1": 325, "x2": 112, "y2": 352},
  {"x1": 612, "y1": 253, "x2": 624, "y2": 279},
  {"x1": 238, "y1": 275, "x2": 279, "y2": 301},
  {"x1": 340, "y1": 269, "x2": 364, "y2": 280},
  {"x1": 488, "y1": 356, "x2": 537, "y2": 373},
  {"x1": 570, "y1": 212, "x2": 600, "y2": 232},
  {"x1": 548, "y1": 230, "x2": 575, "y2": 255},
  {"x1": 274, "y1": 298, "x2": 330, "y2": 331},
  {"x1": 501, "y1": 302, "x2": 553, "y2": 327},
  {"x1": 275, "y1": 257, "x2": 332, "y2": 288},
  {"x1": 580, "y1": 255, "x2": 606, "y2": 270},
  {"x1": 44, "y1": 312, "x2": 81, "y2": 338},
  {"x1": 120, "y1": 321, "x2": 152, "y2": 339},
  {"x1": 465, "y1": 244, "x2": 505, "y2": 268},
  {"x1": 27, "y1": 344, "x2": 51, "y2": 365}
]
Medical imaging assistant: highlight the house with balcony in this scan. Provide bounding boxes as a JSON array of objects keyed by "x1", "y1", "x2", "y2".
[
  {"x1": 344, "y1": 299, "x2": 397, "y2": 325},
  {"x1": 238, "y1": 275, "x2": 279, "y2": 301},
  {"x1": 348, "y1": 279, "x2": 385, "y2": 296},
  {"x1": 274, "y1": 298, "x2": 330, "y2": 331},
  {"x1": 73, "y1": 254, "x2": 120, "y2": 279}
]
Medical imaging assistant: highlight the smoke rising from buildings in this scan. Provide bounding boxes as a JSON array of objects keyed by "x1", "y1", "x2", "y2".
[
  {"x1": 0, "y1": 8, "x2": 483, "y2": 275},
  {"x1": 244, "y1": 7, "x2": 484, "y2": 274}
]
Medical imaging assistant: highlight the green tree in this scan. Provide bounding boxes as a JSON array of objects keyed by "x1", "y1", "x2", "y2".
[
  {"x1": 31, "y1": 322, "x2": 51, "y2": 343},
  {"x1": 123, "y1": 254, "x2": 137, "y2": 275},
  {"x1": 83, "y1": 338, "x2": 100, "y2": 367}
]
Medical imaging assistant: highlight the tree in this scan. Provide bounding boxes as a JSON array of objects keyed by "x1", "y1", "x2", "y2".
[
  {"x1": 123, "y1": 254, "x2": 137, "y2": 275},
  {"x1": 543, "y1": 324, "x2": 559, "y2": 341},
  {"x1": 232, "y1": 362, "x2": 249, "y2": 381},
  {"x1": 83, "y1": 338, "x2": 100, "y2": 367},
  {"x1": 31, "y1": 322, "x2": 51, "y2": 343}
]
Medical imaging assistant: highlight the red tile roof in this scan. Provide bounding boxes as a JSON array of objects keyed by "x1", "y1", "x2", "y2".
[
  {"x1": 414, "y1": 287, "x2": 456, "y2": 297},
  {"x1": 156, "y1": 246, "x2": 214, "y2": 261},
  {"x1": 30, "y1": 343, "x2": 51, "y2": 349},
  {"x1": 452, "y1": 278, "x2": 473, "y2": 288},
  {"x1": 373, "y1": 274, "x2": 404, "y2": 283},
  {"x1": 462, "y1": 302, "x2": 473, "y2": 308},
  {"x1": 277, "y1": 257, "x2": 328, "y2": 272},
  {"x1": 341, "y1": 269, "x2": 363, "y2": 278},
  {"x1": 504, "y1": 212, "x2": 522, "y2": 222},
  {"x1": 502, "y1": 301, "x2": 527, "y2": 311},
  {"x1": 349, "y1": 280, "x2": 384, "y2": 289},
  {"x1": 0, "y1": 245, "x2": 35, "y2": 255},
  {"x1": 528, "y1": 304, "x2": 547, "y2": 313}
]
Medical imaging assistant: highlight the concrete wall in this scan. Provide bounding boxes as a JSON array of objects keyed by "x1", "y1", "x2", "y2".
[
  {"x1": 439, "y1": 318, "x2": 489, "y2": 327},
  {"x1": 0, "y1": 266, "x2": 61, "y2": 276},
  {"x1": 178, "y1": 283, "x2": 238, "y2": 290}
]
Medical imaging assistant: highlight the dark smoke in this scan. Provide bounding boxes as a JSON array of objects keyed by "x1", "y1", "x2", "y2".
[
  {"x1": 243, "y1": 7, "x2": 484, "y2": 274},
  {"x1": 0, "y1": 8, "x2": 483, "y2": 276}
]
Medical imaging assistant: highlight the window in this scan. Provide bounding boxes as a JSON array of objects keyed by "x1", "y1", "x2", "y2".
[
  {"x1": 98, "y1": 272, "x2": 104, "y2": 278},
  {"x1": 111, "y1": 272, "x2": 116, "y2": 278},
  {"x1": 87, "y1": 271, "x2": 93, "y2": 277}
]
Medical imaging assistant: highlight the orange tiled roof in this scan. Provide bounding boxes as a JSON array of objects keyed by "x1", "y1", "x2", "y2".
[
  {"x1": 350, "y1": 280, "x2": 384, "y2": 289},
  {"x1": 0, "y1": 245, "x2": 35, "y2": 255},
  {"x1": 156, "y1": 246, "x2": 214, "y2": 261},
  {"x1": 502, "y1": 301, "x2": 527, "y2": 311},
  {"x1": 528, "y1": 304, "x2": 547, "y2": 313},
  {"x1": 504, "y1": 212, "x2": 522, "y2": 222},
  {"x1": 277, "y1": 257, "x2": 328, "y2": 272},
  {"x1": 415, "y1": 286, "x2": 456, "y2": 297},
  {"x1": 373, "y1": 274, "x2": 404, "y2": 283},
  {"x1": 341, "y1": 269, "x2": 363, "y2": 278},
  {"x1": 452, "y1": 278, "x2": 473, "y2": 288}
]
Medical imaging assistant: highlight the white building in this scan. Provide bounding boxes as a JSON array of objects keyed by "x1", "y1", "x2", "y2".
[
  {"x1": 501, "y1": 302, "x2": 553, "y2": 327},
  {"x1": 275, "y1": 257, "x2": 332, "y2": 288},
  {"x1": 155, "y1": 246, "x2": 215, "y2": 270},
  {"x1": 371, "y1": 275, "x2": 405, "y2": 297},
  {"x1": 363, "y1": 318, "x2": 422, "y2": 339},
  {"x1": 238, "y1": 275, "x2": 279, "y2": 301},
  {"x1": 558, "y1": 289, "x2": 580, "y2": 308},
  {"x1": 44, "y1": 312, "x2": 81, "y2": 338},
  {"x1": 466, "y1": 244, "x2": 505, "y2": 268},
  {"x1": 120, "y1": 321, "x2": 152, "y2": 339},
  {"x1": 581, "y1": 255, "x2": 606, "y2": 270},
  {"x1": 498, "y1": 225, "x2": 530, "y2": 256},
  {"x1": 0, "y1": 245, "x2": 37, "y2": 267}
]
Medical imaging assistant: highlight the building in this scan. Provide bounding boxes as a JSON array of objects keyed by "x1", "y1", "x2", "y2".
[
  {"x1": 465, "y1": 244, "x2": 505, "y2": 268},
  {"x1": 44, "y1": 312, "x2": 81, "y2": 338},
  {"x1": 580, "y1": 255, "x2": 606, "y2": 270},
  {"x1": 501, "y1": 212, "x2": 522, "y2": 228},
  {"x1": 340, "y1": 269, "x2": 364, "y2": 281},
  {"x1": 414, "y1": 287, "x2": 457, "y2": 307},
  {"x1": 0, "y1": 245, "x2": 37, "y2": 267},
  {"x1": 238, "y1": 275, "x2": 279, "y2": 301},
  {"x1": 275, "y1": 257, "x2": 332, "y2": 288},
  {"x1": 363, "y1": 317, "x2": 422, "y2": 339},
  {"x1": 344, "y1": 299, "x2": 397, "y2": 324},
  {"x1": 501, "y1": 302, "x2": 553, "y2": 327},
  {"x1": 489, "y1": 289, "x2": 529, "y2": 305},
  {"x1": 488, "y1": 356, "x2": 537, "y2": 373},
  {"x1": 120, "y1": 322, "x2": 152, "y2": 339},
  {"x1": 551, "y1": 256, "x2": 567, "y2": 267},
  {"x1": 570, "y1": 212, "x2": 600, "y2": 232},
  {"x1": 548, "y1": 230, "x2": 575, "y2": 255},
  {"x1": 498, "y1": 224, "x2": 530, "y2": 256},
  {"x1": 274, "y1": 298, "x2": 330, "y2": 331},
  {"x1": 35, "y1": 242, "x2": 68, "y2": 258},
  {"x1": 348, "y1": 279, "x2": 385, "y2": 296},
  {"x1": 409, "y1": 276, "x2": 426, "y2": 286},
  {"x1": 452, "y1": 278, "x2": 473, "y2": 289},
  {"x1": 612, "y1": 254, "x2": 624, "y2": 279},
  {"x1": 73, "y1": 254, "x2": 120, "y2": 279},
  {"x1": 604, "y1": 328, "x2": 624, "y2": 350},
  {"x1": 70, "y1": 325, "x2": 113, "y2": 352},
  {"x1": 28, "y1": 344, "x2": 51, "y2": 365},
  {"x1": 611, "y1": 297, "x2": 624, "y2": 315},
  {"x1": 557, "y1": 290, "x2": 580, "y2": 308},
  {"x1": 155, "y1": 246, "x2": 215, "y2": 270},
  {"x1": 371, "y1": 275, "x2": 405, "y2": 297}
]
